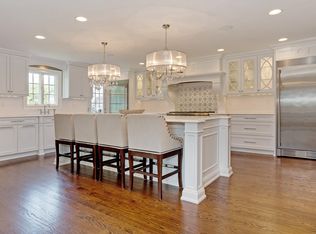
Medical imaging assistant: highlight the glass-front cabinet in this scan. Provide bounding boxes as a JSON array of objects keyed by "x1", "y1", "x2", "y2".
[
  {"x1": 225, "y1": 53, "x2": 274, "y2": 94},
  {"x1": 135, "y1": 71, "x2": 164, "y2": 100}
]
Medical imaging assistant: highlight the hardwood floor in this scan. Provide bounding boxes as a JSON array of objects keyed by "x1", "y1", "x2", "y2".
[{"x1": 0, "y1": 153, "x2": 315, "y2": 234}]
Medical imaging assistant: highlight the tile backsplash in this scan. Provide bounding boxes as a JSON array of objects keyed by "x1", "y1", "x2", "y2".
[{"x1": 173, "y1": 82, "x2": 217, "y2": 112}]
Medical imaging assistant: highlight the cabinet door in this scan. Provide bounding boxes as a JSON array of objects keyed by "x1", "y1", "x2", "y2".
[
  {"x1": 68, "y1": 65, "x2": 90, "y2": 98},
  {"x1": 258, "y1": 56, "x2": 273, "y2": 92},
  {"x1": 0, "y1": 54, "x2": 9, "y2": 94},
  {"x1": 227, "y1": 60, "x2": 241, "y2": 93},
  {"x1": 0, "y1": 125, "x2": 18, "y2": 156},
  {"x1": 43, "y1": 123, "x2": 55, "y2": 149},
  {"x1": 242, "y1": 57, "x2": 257, "y2": 92},
  {"x1": 10, "y1": 55, "x2": 28, "y2": 95},
  {"x1": 135, "y1": 72, "x2": 144, "y2": 98},
  {"x1": 18, "y1": 124, "x2": 38, "y2": 152}
]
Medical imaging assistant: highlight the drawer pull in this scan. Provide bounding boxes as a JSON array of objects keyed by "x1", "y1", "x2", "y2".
[
  {"x1": 244, "y1": 141, "x2": 256, "y2": 144},
  {"x1": 244, "y1": 117, "x2": 257, "y2": 120},
  {"x1": 244, "y1": 127, "x2": 257, "y2": 130}
]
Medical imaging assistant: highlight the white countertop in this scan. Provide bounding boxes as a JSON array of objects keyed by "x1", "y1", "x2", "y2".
[{"x1": 165, "y1": 114, "x2": 230, "y2": 123}]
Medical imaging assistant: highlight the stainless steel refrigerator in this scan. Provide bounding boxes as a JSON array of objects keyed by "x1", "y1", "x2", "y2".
[{"x1": 277, "y1": 56, "x2": 316, "y2": 159}]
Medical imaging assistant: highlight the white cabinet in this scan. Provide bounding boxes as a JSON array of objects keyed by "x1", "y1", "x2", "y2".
[
  {"x1": 0, "y1": 125, "x2": 18, "y2": 156},
  {"x1": 63, "y1": 64, "x2": 91, "y2": 99},
  {"x1": 231, "y1": 114, "x2": 275, "y2": 155},
  {"x1": 225, "y1": 53, "x2": 274, "y2": 95},
  {"x1": 135, "y1": 71, "x2": 165, "y2": 100},
  {"x1": 43, "y1": 117, "x2": 55, "y2": 149},
  {"x1": 0, "y1": 117, "x2": 38, "y2": 157},
  {"x1": 0, "y1": 53, "x2": 28, "y2": 95},
  {"x1": 18, "y1": 123, "x2": 38, "y2": 152}
]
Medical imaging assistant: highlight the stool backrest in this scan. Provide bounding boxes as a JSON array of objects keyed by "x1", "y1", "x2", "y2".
[
  {"x1": 96, "y1": 114, "x2": 128, "y2": 148},
  {"x1": 54, "y1": 114, "x2": 74, "y2": 141},
  {"x1": 127, "y1": 114, "x2": 181, "y2": 153},
  {"x1": 73, "y1": 114, "x2": 97, "y2": 144}
]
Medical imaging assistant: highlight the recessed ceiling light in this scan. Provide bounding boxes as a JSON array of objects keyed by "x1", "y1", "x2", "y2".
[
  {"x1": 139, "y1": 62, "x2": 145, "y2": 65},
  {"x1": 278, "y1": 37, "x2": 288, "y2": 42},
  {"x1": 34, "y1": 35, "x2": 46, "y2": 40},
  {"x1": 269, "y1": 9, "x2": 282, "y2": 16},
  {"x1": 217, "y1": 48, "x2": 225, "y2": 52},
  {"x1": 75, "y1": 16, "x2": 88, "y2": 22}
]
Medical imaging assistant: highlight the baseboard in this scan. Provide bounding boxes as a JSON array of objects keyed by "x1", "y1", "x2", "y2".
[
  {"x1": 231, "y1": 147, "x2": 275, "y2": 156},
  {"x1": 232, "y1": 150, "x2": 274, "y2": 157}
]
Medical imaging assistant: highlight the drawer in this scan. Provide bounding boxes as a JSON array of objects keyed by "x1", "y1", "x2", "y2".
[
  {"x1": 231, "y1": 115, "x2": 274, "y2": 123},
  {"x1": 42, "y1": 116, "x2": 54, "y2": 124},
  {"x1": 0, "y1": 117, "x2": 38, "y2": 126},
  {"x1": 232, "y1": 135, "x2": 274, "y2": 150},
  {"x1": 231, "y1": 122, "x2": 274, "y2": 136}
]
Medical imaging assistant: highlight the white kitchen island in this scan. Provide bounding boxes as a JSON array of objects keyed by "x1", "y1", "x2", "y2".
[{"x1": 165, "y1": 115, "x2": 232, "y2": 204}]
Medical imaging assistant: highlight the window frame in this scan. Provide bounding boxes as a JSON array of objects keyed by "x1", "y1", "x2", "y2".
[{"x1": 25, "y1": 67, "x2": 61, "y2": 108}]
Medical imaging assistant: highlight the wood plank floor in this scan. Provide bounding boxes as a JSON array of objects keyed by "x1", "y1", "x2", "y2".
[{"x1": 0, "y1": 153, "x2": 315, "y2": 234}]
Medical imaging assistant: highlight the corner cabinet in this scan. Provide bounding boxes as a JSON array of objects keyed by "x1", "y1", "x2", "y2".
[
  {"x1": 225, "y1": 53, "x2": 274, "y2": 95},
  {"x1": 0, "y1": 53, "x2": 28, "y2": 96},
  {"x1": 63, "y1": 64, "x2": 91, "y2": 99},
  {"x1": 135, "y1": 71, "x2": 165, "y2": 100}
]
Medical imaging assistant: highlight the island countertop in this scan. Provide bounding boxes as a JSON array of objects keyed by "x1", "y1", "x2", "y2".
[{"x1": 164, "y1": 114, "x2": 230, "y2": 123}]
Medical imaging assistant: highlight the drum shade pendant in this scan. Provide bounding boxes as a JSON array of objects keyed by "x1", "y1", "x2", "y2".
[
  {"x1": 88, "y1": 42, "x2": 120, "y2": 88},
  {"x1": 146, "y1": 24, "x2": 187, "y2": 80}
]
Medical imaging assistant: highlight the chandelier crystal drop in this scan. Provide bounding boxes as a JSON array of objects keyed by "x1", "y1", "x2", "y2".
[
  {"x1": 146, "y1": 24, "x2": 187, "y2": 81},
  {"x1": 88, "y1": 42, "x2": 120, "y2": 88}
]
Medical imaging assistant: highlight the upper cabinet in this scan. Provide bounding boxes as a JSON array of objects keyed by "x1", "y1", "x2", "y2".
[
  {"x1": 63, "y1": 64, "x2": 91, "y2": 99},
  {"x1": 224, "y1": 52, "x2": 274, "y2": 95},
  {"x1": 135, "y1": 71, "x2": 165, "y2": 100},
  {"x1": 0, "y1": 53, "x2": 28, "y2": 96}
]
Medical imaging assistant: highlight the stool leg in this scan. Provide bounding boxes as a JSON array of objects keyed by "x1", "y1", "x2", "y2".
[
  {"x1": 128, "y1": 152, "x2": 134, "y2": 191},
  {"x1": 120, "y1": 149, "x2": 125, "y2": 189},
  {"x1": 178, "y1": 149, "x2": 183, "y2": 189},
  {"x1": 143, "y1": 158, "x2": 147, "y2": 181},
  {"x1": 149, "y1": 159, "x2": 153, "y2": 182},
  {"x1": 98, "y1": 146, "x2": 103, "y2": 181},
  {"x1": 55, "y1": 141, "x2": 59, "y2": 171},
  {"x1": 70, "y1": 142, "x2": 74, "y2": 174},
  {"x1": 76, "y1": 144, "x2": 80, "y2": 175},
  {"x1": 93, "y1": 145, "x2": 98, "y2": 180},
  {"x1": 157, "y1": 157, "x2": 163, "y2": 200}
]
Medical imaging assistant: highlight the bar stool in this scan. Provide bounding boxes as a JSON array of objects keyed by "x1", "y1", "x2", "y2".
[
  {"x1": 127, "y1": 114, "x2": 183, "y2": 200},
  {"x1": 54, "y1": 114, "x2": 75, "y2": 173},
  {"x1": 73, "y1": 114, "x2": 99, "y2": 180},
  {"x1": 96, "y1": 114, "x2": 128, "y2": 187}
]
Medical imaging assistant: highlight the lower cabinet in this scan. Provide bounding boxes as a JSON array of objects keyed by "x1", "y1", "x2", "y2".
[
  {"x1": 0, "y1": 125, "x2": 18, "y2": 156},
  {"x1": 18, "y1": 124, "x2": 38, "y2": 152},
  {"x1": 0, "y1": 116, "x2": 55, "y2": 159},
  {"x1": 231, "y1": 114, "x2": 275, "y2": 155}
]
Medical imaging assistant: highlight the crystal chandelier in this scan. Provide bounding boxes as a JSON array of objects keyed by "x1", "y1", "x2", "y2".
[
  {"x1": 88, "y1": 42, "x2": 120, "y2": 88},
  {"x1": 146, "y1": 24, "x2": 187, "y2": 80}
]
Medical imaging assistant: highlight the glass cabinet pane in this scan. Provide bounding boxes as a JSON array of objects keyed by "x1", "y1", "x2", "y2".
[
  {"x1": 259, "y1": 56, "x2": 273, "y2": 90},
  {"x1": 228, "y1": 61, "x2": 240, "y2": 92},
  {"x1": 136, "y1": 73, "x2": 144, "y2": 97},
  {"x1": 243, "y1": 59, "x2": 255, "y2": 91}
]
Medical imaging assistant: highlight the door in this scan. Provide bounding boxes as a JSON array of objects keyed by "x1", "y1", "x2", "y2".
[
  {"x1": 279, "y1": 64, "x2": 316, "y2": 151},
  {"x1": 10, "y1": 55, "x2": 28, "y2": 95},
  {"x1": 0, "y1": 125, "x2": 18, "y2": 156}
]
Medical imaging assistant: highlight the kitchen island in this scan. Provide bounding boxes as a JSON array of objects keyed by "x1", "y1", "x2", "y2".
[{"x1": 165, "y1": 115, "x2": 232, "y2": 204}]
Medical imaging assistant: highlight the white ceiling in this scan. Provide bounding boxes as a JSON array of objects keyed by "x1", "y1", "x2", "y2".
[{"x1": 1, "y1": 0, "x2": 316, "y2": 70}]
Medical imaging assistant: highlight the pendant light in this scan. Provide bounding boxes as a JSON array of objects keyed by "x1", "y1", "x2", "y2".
[
  {"x1": 146, "y1": 24, "x2": 187, "y2": 80},
  {"x1": 88, "y1": 42, "x2": 120, "y2": 88}
]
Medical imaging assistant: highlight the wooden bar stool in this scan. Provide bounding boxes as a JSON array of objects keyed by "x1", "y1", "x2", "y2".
[
  {"x1": 54, "y1": 114, "x2": 75, "y2": 173},
  {"x1": 73, "y1": 114, "x2": 99, "y2": 180},
  {"x1": 96, "y1": 114, "x2": 128, "y2": 187},
  {"x1": 127, "y1": 114, "x2": 183, "y2": 200}
]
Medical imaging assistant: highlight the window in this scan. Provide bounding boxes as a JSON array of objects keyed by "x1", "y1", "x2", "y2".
[
  {"x1": 109, "y1": 83, "x2": 128, "y2": 113},
  {"x1": 91, "y1": 85, "x2": 104, "y2": 113},
  {"x1": 27, "y1": 69, "x2": 59, "y2": 106}
]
